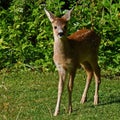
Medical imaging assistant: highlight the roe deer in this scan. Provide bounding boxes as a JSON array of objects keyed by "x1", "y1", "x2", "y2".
[{"x1": 44, "y1": 8, "x2": 101, "y2": 116}]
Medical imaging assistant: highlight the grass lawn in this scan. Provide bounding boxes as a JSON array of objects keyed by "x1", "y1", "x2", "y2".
[{"x1": 0, "y1": 70, "x2": 120, "y2": 120}]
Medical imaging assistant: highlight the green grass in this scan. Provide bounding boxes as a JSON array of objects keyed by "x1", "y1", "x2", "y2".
[{"x1": 0, "y1": 70, "x2": 120, "y2": 120}]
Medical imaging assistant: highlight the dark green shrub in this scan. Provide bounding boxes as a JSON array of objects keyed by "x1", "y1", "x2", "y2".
[{"x1": 0, "y1": 0, "x2": 119, "y2": 74}]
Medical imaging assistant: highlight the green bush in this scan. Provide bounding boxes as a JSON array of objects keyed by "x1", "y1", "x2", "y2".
[{"x1": 0, "y1": 0, "x2": 120, "y2": 73}]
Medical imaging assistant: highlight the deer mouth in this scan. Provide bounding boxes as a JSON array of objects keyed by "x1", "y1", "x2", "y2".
[{"x1": 58, "y1": 32, "x2": 64, "y2": 38}]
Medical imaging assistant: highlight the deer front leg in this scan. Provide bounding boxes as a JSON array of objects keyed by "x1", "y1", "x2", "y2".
[
  {"x1": 68, "y1": 71, "x2": 76, "y2": 114},
  {"x1": 54, "y1": 68, "x2": 66, "y2": 116}
]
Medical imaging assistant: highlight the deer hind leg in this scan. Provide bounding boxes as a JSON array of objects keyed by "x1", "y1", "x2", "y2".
[
  {"x1": 89, "y1": 57, "x2": 101, "y2": 105},
  {"x1": 92, "y1": 63, "x2": 101, "y2": 105},
  {"x1": 54, "y1": 67, "x2": 66, "y2": 116},
  {"x1": 68, "y1": 70, "x2": 76, "y2": 114},
  {"x1": 80, "y1": 62, "x2": 93, "y2": 104}
]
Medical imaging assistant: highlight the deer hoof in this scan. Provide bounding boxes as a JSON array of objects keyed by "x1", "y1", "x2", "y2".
[
  {"x1": 80, "y1": 97, "x2": 87, "y2": 104},
  {"x1": 53, "y1": 111, "x2": 59, "y2": 116}
]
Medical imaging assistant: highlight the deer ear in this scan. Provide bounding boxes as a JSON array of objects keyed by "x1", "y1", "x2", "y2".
[
  {"x1": 62, "y1": 8, "x2": 73, "y2": 21},
  {"x1": 44, "y1": 8, "x2": 55, "y2": 22}
]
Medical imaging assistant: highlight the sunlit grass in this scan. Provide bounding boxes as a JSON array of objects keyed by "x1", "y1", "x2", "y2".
[{"x1": 0, "y1": 70, "x2": 119, "y2": 120}]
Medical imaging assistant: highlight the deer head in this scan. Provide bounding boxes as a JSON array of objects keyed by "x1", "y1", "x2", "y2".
[{"x1": 44, "y1": 8, "x2": 73, "y2": 39}]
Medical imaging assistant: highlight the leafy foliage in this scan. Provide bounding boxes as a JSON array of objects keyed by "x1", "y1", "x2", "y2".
[{"x1": 0, "y1": 0, "x2": 120, "y2": 73}]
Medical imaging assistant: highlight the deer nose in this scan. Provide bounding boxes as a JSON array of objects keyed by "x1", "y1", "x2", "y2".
[{"x1": 58, "y1": 32, "x2": 64, "y2": 37}]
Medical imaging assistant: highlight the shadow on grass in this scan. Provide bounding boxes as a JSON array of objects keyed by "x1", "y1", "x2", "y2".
[
  {"x1": 100, "y1": 95, "x2": 120, "y2": 106},
  {"x1": 72, "y1": 94, "x2": 120, "y2": 111}
]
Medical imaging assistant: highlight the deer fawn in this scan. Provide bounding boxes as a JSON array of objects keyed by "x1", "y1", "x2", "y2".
[{"x1": 44, "y1": 8, "x2": 101, "y2": 116}]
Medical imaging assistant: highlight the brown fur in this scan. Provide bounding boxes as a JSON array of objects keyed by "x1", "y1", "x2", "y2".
[{"x1": 45, "y1": 8, "x2": 101, "y2": 116}]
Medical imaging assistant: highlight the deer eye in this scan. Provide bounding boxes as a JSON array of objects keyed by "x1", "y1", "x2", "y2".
[
  {"x1": 54, "y1": 26, "x2": 57, "y2": 29},
  {"x1": 64, "y1": 25, "x2": 67, "y2": 29}
]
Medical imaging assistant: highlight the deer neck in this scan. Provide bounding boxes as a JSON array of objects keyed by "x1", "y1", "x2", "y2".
[{"x1": 53, "y1": 34, "x2": 69, "y2": 57}]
